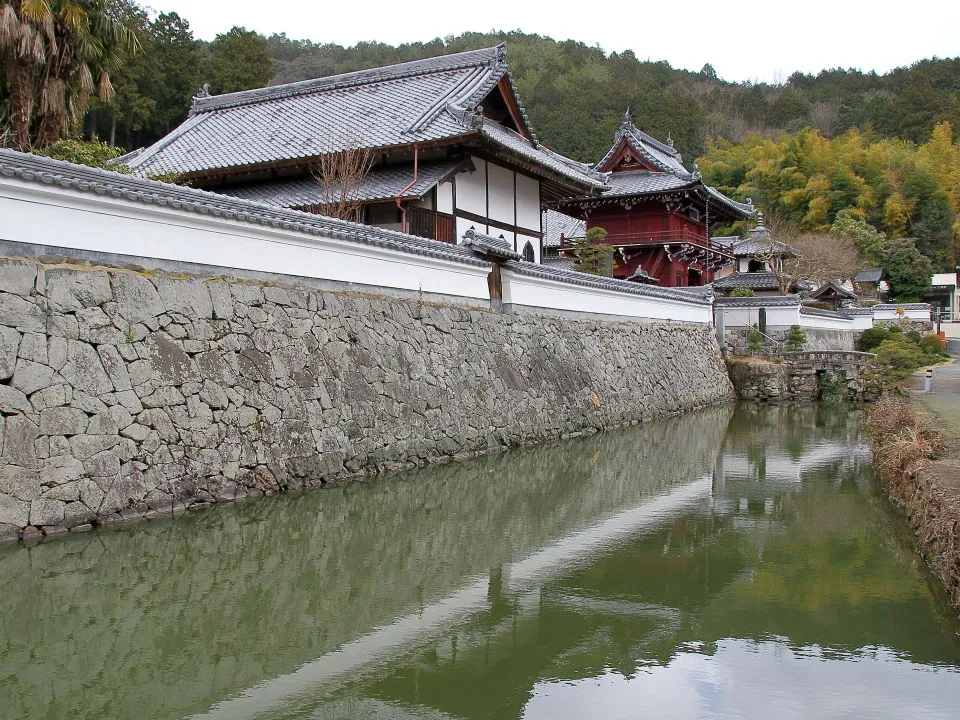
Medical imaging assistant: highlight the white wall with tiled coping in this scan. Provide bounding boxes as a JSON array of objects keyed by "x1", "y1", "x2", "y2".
[{"x1": 0, "y1": 153, "x2": 712, "y2": 326}]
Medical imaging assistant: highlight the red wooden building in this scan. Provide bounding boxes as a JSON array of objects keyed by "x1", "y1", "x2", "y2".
[{"x1": 554, "y1": 112, "x2": 753, "y2": 287}]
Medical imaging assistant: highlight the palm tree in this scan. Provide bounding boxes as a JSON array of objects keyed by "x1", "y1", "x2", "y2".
[{"x1": 0, "y1": 0, "x2": 139, "y2": 151}]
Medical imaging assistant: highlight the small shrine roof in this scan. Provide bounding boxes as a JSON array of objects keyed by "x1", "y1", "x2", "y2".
[{"x1": 597, "y1": 111, "x2": 691, "y2": 177}]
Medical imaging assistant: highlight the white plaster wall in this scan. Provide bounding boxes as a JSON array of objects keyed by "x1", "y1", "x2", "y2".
[
  {"x1": 0, "y1": 179, "x2": 492, "y2": 301},
  {"x1": 517, "y1": 232, "x2": 540, "y2": 263},
  {"x1": 502, "y1": 270, "x2": 710, "y2": 323},
  {"x1": 873, "y1": 305, "x2": 932, "y2": 322},
  {"x1": 456, "y1": 216, "x2": 486, "y2": 241},
  {"x1": 718, "y1": 305, "x2": 800, "y2": 328},
  {"x1": 454, "y1": 159, "x2": 486, "y2": 216},
  {"x1": 486, "y1": 162, "x2": 514, "y2": 226},
  {"x1": 436, "y1": 180, "x2": 453, "y2": 214},
  {"x1": 515, "y1": 173, "x2": 540, "y2": 232},
  {"x1": 797, "y1": 313, "x2": 855, "y2": 330}
]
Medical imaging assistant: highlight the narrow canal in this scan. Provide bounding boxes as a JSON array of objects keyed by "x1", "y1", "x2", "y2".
[{"x1": 2, "y1": 404, "x2": 959, "y2": 720}]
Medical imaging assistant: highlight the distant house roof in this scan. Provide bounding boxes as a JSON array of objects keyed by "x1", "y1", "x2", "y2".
[
  {"x1": 854, "y1": 268, "x2": 884, "y2": 283},
  {"x1": 542, "y1": 209, "x2": 586, "y2": 248},
  {"x1": 218, "y1": 159, "x2": 467, "y2": 208},
  {"x1": 809, "y1": 280, "x2": 857, "y2": 301},
  {"x1": 125, "y1": 45, "x2": 605, "y2": 194}
]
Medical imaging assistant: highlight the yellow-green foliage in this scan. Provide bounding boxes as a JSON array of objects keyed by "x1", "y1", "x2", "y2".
[{"x1": 698, "y1": 123, "x2": 960, "y2": 258}]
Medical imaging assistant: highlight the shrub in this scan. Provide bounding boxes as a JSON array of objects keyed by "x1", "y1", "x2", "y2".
[
  {"x1": 857, "y1": 327, "x2": 891, "y2": 352},
  {"x1": 746, "y1": 324, "x2": 764, "y2": 351},
  {"x1": 785, "y1": 324, "x2": 807, "y2": 351},
  {"x1": 920, "y1": 333, "x2": 947, "y2": 357},
  {"x1": 905, "y1": 330, "x2": 923, "y2": 344},
  {"x1": 729, "y1": 287, "x2": 755, "y2": 297}
]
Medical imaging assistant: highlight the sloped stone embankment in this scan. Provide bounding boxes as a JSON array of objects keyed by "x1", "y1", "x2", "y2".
[{"x1": 0, "y1": 258, "x2": 733, "y2": 541}]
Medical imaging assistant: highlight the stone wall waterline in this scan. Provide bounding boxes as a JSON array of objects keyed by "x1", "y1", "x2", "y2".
[{"x1": 0, "y1": 258, "x2": 734, "y2": 541}]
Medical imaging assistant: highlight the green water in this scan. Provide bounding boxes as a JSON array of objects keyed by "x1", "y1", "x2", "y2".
[{"x1": 1, "y1": 404, "x2": 959, "y2": 720}]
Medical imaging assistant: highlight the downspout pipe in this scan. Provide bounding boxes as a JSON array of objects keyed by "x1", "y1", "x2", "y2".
[{"x1": 396, "y1": 144, "x2": 419, "y2": 233}]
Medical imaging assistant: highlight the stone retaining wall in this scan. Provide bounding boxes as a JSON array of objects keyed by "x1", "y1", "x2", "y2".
[
  {"x1": 724, "y1": 327, "x2": 858, "y2": 353},
  {"x1": 0, "y1": 258, "x2": 734, "y2": 541}
]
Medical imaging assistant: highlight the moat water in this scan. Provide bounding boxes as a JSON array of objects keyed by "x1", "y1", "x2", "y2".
[{"x1": 1, "y1": 404, "x2": 959, "y2": 720}]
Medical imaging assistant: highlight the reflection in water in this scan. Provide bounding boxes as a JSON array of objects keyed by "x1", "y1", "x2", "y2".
[{"x1": 1, "y1": 404, "x2": 959, "y2": 720}]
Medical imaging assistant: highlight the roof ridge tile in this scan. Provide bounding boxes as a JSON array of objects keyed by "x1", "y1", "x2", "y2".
[{"x1": 190, "y1": 45, "x2": 505, "y2": 115}]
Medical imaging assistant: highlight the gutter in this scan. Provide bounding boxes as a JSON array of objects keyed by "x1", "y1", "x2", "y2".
[{"x1": 395, "y1": 144, "x2": 419, "y2": 233}]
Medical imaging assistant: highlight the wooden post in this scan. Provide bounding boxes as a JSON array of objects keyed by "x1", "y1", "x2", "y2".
[{"x1": 488, "y1": 260, "x2": 503, "y2": 312}]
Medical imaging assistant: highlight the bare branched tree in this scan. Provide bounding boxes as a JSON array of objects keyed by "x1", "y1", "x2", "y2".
[
  {"x1": 310, "y1": 145, "x2": 375, "y2": 221},
  {"x1": 753, "y1": 216, "x2": 865, "y2": 294}
]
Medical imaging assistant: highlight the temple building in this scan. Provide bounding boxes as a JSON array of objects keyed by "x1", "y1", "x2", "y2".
[
  {"x1": 552, "y1": 111, "x2": 753, "y2": 287},
  {"x1": 123, "y1": 45, "x2": 606, "y2": 264}
]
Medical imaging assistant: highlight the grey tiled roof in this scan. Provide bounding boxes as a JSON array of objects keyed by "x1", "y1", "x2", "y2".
[
  {"x1": 809, "y1": 280, "x2": 856, "y2": 300},
  {"x1": 541, "y1": 256, "x2": 577, "y2": 271},
  {"x1": 479, "y1": 121, "x2": 606, "y2": 188},
  {"x1": 218, "y1": 160, "x2": 465, "y2": 208},
  {"x1": 0, "y1": 149, "x2": 490, "y2": 268},
  {"x1": 713, "y1": 272, "x2": 783, "y2": 290},
  {"x1": 542, "y1": 209, "x2": 585, "y2": 248},
  {"x1": 704, "y1": 185, "x2": 754, "y2": 215},
  {"x1": 597, "y1": 111, "x2": 691, "y2": 177},
  {"x1": 126, "y1": 45, "x2": 602, "y2": 191},
  {"x1": 715, "y1": 294, "x2": 801, "y2": 307},
  {"x1": 506, "y1": 261, "x2": 713, "y2": 306},
  {"x1": 461, "y1": 228, "x2": 522, "y2": 261},
  {"x1": 854, "y1": 268, "x2": 884, "y2": 283},
  {"x1": 602, "y1": 171, "x2": 692, "y2": 197}
]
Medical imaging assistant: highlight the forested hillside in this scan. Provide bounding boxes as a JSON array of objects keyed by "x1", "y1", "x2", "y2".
[{"x1": 3, "y1": 2, "x2": 959, "y2": 272}]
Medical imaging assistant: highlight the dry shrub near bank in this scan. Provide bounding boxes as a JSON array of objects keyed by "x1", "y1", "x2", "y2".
[{"x1": 865, "y1": 393, "x2": 960, "y2": 605}]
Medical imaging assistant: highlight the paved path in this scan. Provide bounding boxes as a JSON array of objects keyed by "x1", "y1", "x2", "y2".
[{"x1": 913, "y1": 339, "x2": 960, "y2": 436}]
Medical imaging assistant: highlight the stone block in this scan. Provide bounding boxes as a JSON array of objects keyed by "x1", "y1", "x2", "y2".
[
  {"x1": 62, "y1": 502, "x2": 95, "y2": 528},
  {"x1": 29, "y1": 497, "x2": 64, "y2": 526},
  {"x1": 1, "y1": 415, "x2": 38, "y2": 468},
  {"x1": 0, "y1": 385, "x2": 31, "y2": 414},
  {"x1": 0, "y1": 261, "x2": 39, "y2": 297},
  {"x1": 40, "y1": 455, "x2": 86, "y2": 487},
  {"x1": 0, "y1": 325, "x2": 20, "y2": 379},
  {"x1": 0, "y1": 293, "x2": 44, "y2": 333},
  {"x1": 69, "y1": 390, "x2": 108, "y2": 416},
  {"x1": 157, "y1": 278, "x2": 213, "y2": 319},
  {"x1": 39, "y1": 406, "x2": 88, "y2": 436},
  {"x1": 47, "y1": 313, "x2": 79, "y2": 340},
  {"x1": 115, "y1": 390, "x2": 144, "y2": 415},
  {"x1": 0, "y1": 465, "x2": 39, "y2": 500},
  {"x1": 42, "y1": 481, "x2": 80, "y2": 502},
  {"x1": 110, "y1": 272, "x2": 165, "y2": 323},
  {"x1": 0, "y1": 493, "x2": 29, "y2": 526},
  {"x1": 10, "y1": 358, "x2": 54, "y2": 395},
  {"x1": 86, "y1": 413, "x2": 119, "y2": 435},
  {"x1": 144, "y1": 333, "x2": 197, "y2": 385},
  {"x1": 84, "y1": 450, "x2": 120, "y2": 478},
  {"x1": 45, "y1": 269, "x2": 112, "y2": 312},
  {"x1": 59, "y1": 340, "x2": 114, "y2": 395},
  {"x1": 69, "y1": 434, "x2": 119, "y2": 460}
]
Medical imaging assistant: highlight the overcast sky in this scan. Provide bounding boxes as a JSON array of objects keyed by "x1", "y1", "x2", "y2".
[{"x1": 150, "y1": 0, "x2": 958, "y2": 83}]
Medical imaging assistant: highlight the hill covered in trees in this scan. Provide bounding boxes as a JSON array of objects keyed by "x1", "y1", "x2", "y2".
[{"x1": 88, "y1": 18, "x2": 960, "y2": 167}]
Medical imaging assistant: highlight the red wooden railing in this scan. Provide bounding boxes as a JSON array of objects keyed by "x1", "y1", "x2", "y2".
[{"x1": 408, "y1": 207, "x2": 456, "y2": 244}]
